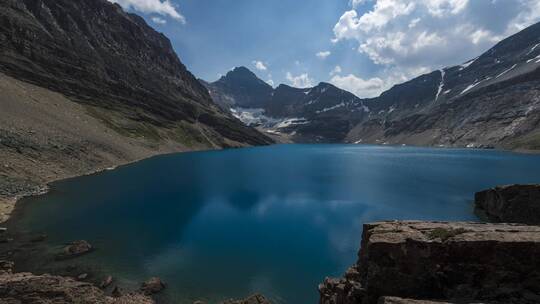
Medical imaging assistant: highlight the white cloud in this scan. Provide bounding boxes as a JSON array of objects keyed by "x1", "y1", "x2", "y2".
[
  {"x1": 252, "y1": 61, "x2": 268, "y2": 71},
  {"x1": 330, "y1": 65, "x2": 342, "y2": 76},
  {"x1": 151, "y1": 17, "x2": 167, "y2": 24},
  {"x1": 330, "y1": 74, "x2": 385, "y2": 98},
  {"x1": 108, "y1": 0, "x2": 185, "y2": 23},
  {"x1": 266, "y1": 79, "x2": 275, "y2": 87},
  {"x1": 332, "y1": 0, "x2": 540, "y2": 92},
  {"x1": 316, "y1": 51, "x2": 332, "y2": 59},
  {"x1": 286, "y1": 72, "x2": 315, "y2": 88}
]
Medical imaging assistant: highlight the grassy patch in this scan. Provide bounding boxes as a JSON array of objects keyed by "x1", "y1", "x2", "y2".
[
  {"x1": 427, "y1": 227, "x2": 468, "y2": 241},
  {"x1": 167, "y1": 122, "x2": 205, "y2": 148},
  {"x1": 84, "y1": 106, "x2": 162, "y2": 142}
]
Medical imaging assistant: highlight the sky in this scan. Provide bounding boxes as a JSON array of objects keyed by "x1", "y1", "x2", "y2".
[{"x1": 109, "y1": 0, "x2": 540, "y2": 98}]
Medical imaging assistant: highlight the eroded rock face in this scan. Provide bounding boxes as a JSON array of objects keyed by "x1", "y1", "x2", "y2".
[
  {"x1": 320, "y1": 221, "x2": 540, "y2": 304},
  {"x1": 0, "y1": 271, "x2": 153, "y2": 304},
  {"x1": 475, "y1": 184, "x2": 540, "y2": 224}
]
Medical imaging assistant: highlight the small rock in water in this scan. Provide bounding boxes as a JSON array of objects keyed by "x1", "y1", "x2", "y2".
[
  {"x1": 58, "y1": 240, "x2": 92, "y2": 259},
  {"x1": 100, "y1": 275, "x2": 113, "y2": 288},
  {"x1": 30, "y1": 234, "x2": 47, "y2": 242},
  {"x1": 140, "y1": 277, "x2": 166, "y2": 295},
  {"x1": 77, "y1": 273, "x2": 88, "y2": 280}
]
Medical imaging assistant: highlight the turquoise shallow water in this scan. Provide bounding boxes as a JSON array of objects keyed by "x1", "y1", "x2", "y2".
[{"x1": 13, "y1": 144, "x2": 540, "y2": 304}]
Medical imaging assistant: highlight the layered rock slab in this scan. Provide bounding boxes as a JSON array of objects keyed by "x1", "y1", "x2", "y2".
[{"x1": 320, "y1": 221, "x2": 540, "y2": 304}]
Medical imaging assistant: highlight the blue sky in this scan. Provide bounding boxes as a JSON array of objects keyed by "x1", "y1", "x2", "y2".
[{"x1": 110, "y1": 0, "x2": 540, "y2": 97}]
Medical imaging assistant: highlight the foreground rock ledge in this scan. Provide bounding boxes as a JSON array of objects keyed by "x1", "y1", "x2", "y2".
[
  {"x1": 319, "y1": 221, "x2": 540, "y2": 304},
  {"x1": 0, "y1": 272, "x2": 153, "y2": 304},
  {"x1": 475, "y1": 184, "x2": 540, "y2": 225}
]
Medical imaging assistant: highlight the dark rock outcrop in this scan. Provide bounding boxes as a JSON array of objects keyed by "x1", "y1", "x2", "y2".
[
  {"x1": 140, "y1": 277, "x2": 165, "y2": 295},
  {"x1": 475, "y1": 184, "x2": 540, "y2": 224},
  {"x1": 319, "y1": 221, "x2": 540, "y2": 304}
]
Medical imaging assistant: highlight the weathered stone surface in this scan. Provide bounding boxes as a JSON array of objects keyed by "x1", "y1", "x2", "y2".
[
  {"x1": 320, "y1": 221, "x2": 540, "y2": 304},
  {"x1": 221, "y1": 294, "x2": 272, "y2": 304},
  {"x1": 475, "y1": 184, "x2": 540, "y2": 225},
  {"x1": 58, "y1": 240, "x2": 93, "y2": 259},
  {"x1": 0, "y1": 271, "x2": 153, "y2": 304},
  {"x1": 140, "y1": 277, "x2": 165, "y2": 295}
]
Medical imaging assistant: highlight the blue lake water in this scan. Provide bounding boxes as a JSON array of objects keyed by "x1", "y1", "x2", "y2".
[{"x1": 14, "y1": 144, "x2": 540, "y2": 304}]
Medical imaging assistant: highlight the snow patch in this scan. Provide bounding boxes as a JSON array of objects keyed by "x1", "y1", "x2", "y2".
[
  {"x1": 496, "y1": 64, "x2": 517, "y2": 78},
  {"x1": 316, "y1": 102, "x2": 345, "y2": 114},
  {"x1": 443, "y1": 89, "x2": 451, "y2": 94},
  {"x1": 434, "y1": 69, "x2": 445, "y2": 102},
  {"x1": 230, "y1": 107, "x2": 309, "y2": 131},
  {"x1": 461, "y1": 80, "x2": 481, "y2": 95},
  {"x1": 459, "y1": 57, "x2": 477, "y2": 71},
  {"x1": 527, "y1": 42, "x2": 540, "y2": 55},
  {"x1": 274, "y1": 118, "x2": 309, "y2": 129}
]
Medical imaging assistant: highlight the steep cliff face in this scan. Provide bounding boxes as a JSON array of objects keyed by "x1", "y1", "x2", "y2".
[
  {"x1": 475, "y1": 184, "x2": 540, "y2": 225},
  {"x1": 0, "y1": 0, "x2": 271, "y2": 146},
  {"x1": 319, "y1": 221, "x2": 540, "y2": 304}
]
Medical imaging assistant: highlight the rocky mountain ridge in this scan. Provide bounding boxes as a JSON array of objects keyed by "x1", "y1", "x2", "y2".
[
  {"x1": 206, "y1": 22, "x2": 540, "y2": 149},
  {"x1": 204, "y1": 69, "x2": 370, "y2": 142}
]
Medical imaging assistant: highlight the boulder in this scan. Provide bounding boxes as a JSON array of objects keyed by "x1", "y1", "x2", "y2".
[
  {"x1": 475, "y1": 184, "x2": 540, "y2": 224},
  {"x1": 320, "y1": 221, "x2": 540, "y2": 304},
  {"x1": 58, "y1": 240, "x2": 93, "y2": 259},
  {"x1": 140, "y1": 277, "x2": 166, "y2": 295}
]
